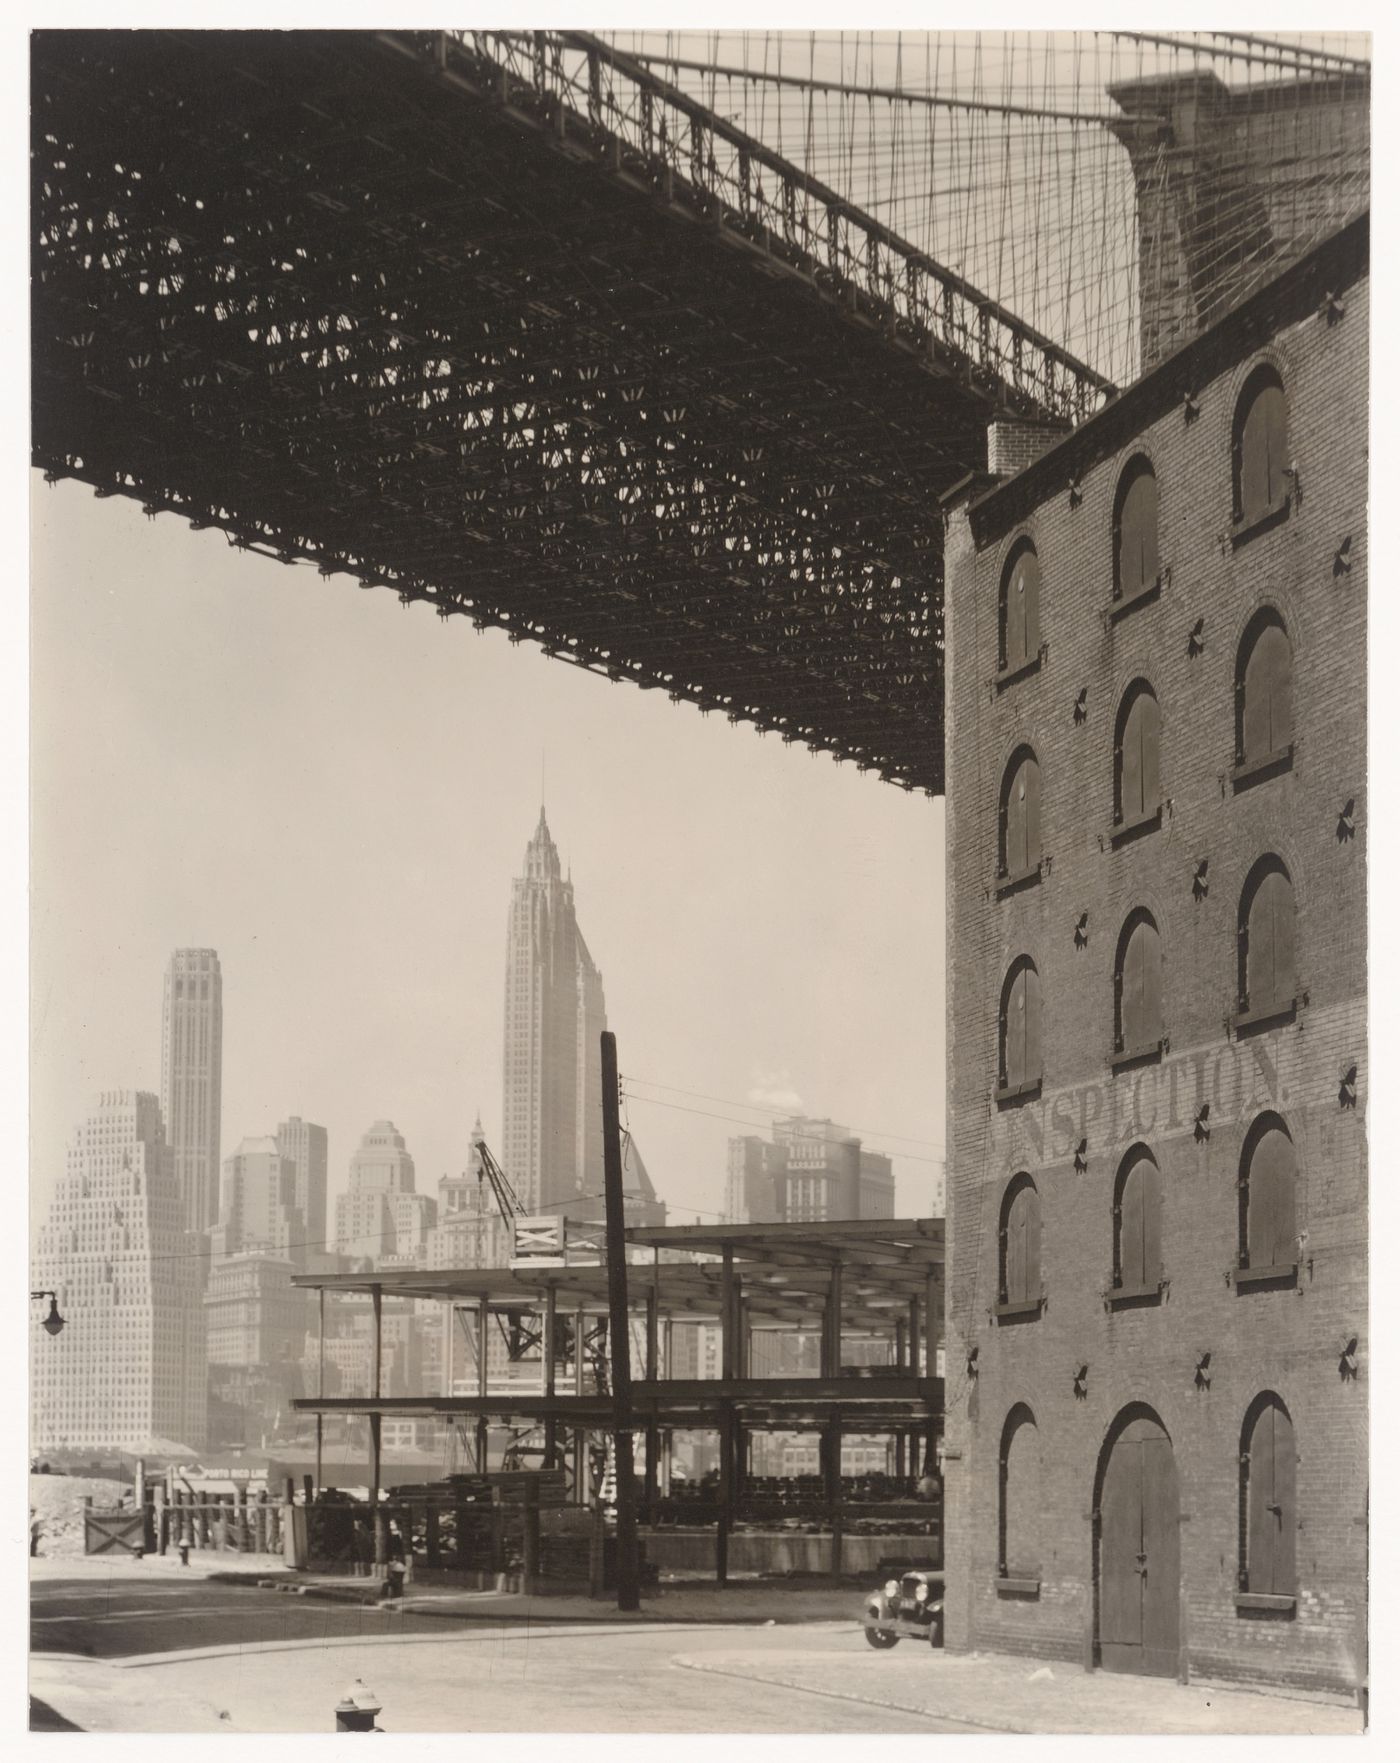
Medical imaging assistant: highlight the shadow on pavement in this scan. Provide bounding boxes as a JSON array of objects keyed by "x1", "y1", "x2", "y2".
[{"x1": 31, "y1": 1697, "x2": 84, "y2": 1731}]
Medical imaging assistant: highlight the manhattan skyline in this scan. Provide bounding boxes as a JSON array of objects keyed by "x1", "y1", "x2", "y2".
[{"x1": 30, "y1": 476, "x2": 946, "y2": 1243}]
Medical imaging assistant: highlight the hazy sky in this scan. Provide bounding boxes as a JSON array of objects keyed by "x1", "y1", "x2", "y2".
[{"x1": 29, "y1": 477, "x2": 945, "y2": 1244}]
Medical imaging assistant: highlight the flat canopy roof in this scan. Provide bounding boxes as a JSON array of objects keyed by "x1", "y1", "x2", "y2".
[{"x1": 292, "y1": 1218, "x2": 944, "y2": 1332}]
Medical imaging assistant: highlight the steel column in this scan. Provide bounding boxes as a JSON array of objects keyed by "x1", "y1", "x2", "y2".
[
  {"x1": 476, "y1": 1298, "x2": 490, "y2": 1473},
  {"x1": 600, "y1": 1029, "x2": 641, "y2": 1612},
  {"x1": 544, "y1": 1282, "x2": 558, "y2": 1464}
]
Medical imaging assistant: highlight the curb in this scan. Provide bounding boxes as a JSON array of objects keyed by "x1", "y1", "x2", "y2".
[{"x1": 207, "y1": 1571, "x2": 857, "y2": 1625}]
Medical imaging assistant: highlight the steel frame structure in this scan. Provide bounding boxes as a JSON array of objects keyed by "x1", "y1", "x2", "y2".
[
  {"x1": 31, "y1": 31, "x2": 1111, "y2": 794},
  {"x1": 292, "y1": 1218, "x2": 946, "y2": 1578}
]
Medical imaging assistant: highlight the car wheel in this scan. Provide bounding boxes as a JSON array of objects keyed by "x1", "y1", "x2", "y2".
[
  {"x1": 864, "y1": 1627, "x2": 900, "y2": 1649},
  {"x1": 928, "y1": 1614, "x2": 944, "y2": 1649}
]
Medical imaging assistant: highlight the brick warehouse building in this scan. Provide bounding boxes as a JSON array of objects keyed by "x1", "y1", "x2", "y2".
[{"x1": 941, "y1": 214, "x2": 1367, "y2": 1694}]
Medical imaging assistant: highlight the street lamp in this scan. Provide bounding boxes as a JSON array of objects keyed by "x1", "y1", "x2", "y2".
[{"x1": 30, "y1": 1291, "x2": 65, "y2": 1337}]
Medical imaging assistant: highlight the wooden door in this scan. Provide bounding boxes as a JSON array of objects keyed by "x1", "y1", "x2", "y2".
[{"x1": 1098, "y1": 1415, "x2": 1180, "y2": 1677}]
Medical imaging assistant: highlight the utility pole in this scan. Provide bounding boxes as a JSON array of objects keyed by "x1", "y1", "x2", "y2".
[{"x1": 600, "y1": 1030, "x2": 641, "y2": 1611}]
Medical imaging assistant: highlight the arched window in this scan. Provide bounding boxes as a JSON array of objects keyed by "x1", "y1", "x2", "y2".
[
  {"x1": 998, "y1": 1404, "x2": 1041, "y2": 1585},
  {"x1": 1240, "y1": 1394, "x2": 1296, "y2": 1601},
  {"x1": 998, "y1": 959, "x2": 1042, "y2": 1097},
  {"x1": 999, "y1": 747, "x2": 1042, "y2": 880},
  {"x1": 1233, "y1": 366, "x2": 1289, "y2": 528},
  {"x1": 1114, "y1": 683, "x2": 1161, "y2": 828},
  {"x1": 1237, "y1": 611, "x2": 1293, "y2": 769},
  {"x1": 998, "y1": 1174, "x2": 1042, "y2": 1310},
  {"x1": 1114, "y1": 911, "x2": 1163, "y2": 1058},
  {"x1": 1239, "y1": 1114, "x2": 1298, "y2": 1278},
  {"x1": 1114, "y1": 457, "x2": 1160, "y2": 602},
  {"x1": 1000, "y1": 541, "x2": 1041, "y2": 675},
  {"x1": 1113, "y1": 1146, "x2": 1162, "y2": 1294},
  {"x1": 1238, "y1": 858, "x2": 1296, "y2": 1019}
]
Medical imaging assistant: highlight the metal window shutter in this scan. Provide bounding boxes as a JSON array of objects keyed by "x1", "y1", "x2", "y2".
[
  {"x1": 1266, "y1": 624, "x2": 1293, "y2": 753},
  {"x1": 1141, "y1": 1156, "x2": 1162, "y2": 1287},
  {"x1": 1024, "y1": 757, "x2": 1041, "y2": 868},
  {"x1": 1248, "y1": 1403, "x2": 1278, "y2": 1594},
  {"x1": 1120, "y1": 1158, "x2": 1146, "y2": 1289},
  {"x1": 1006, "y1": 968, "x2": 1026, "y2": 1091},
  {"x1": 1139, "y1": 692, "x2": 1161, "y2": 811},
  {"x1": 1138, "y1": 471, "x2": 1159, "y2": 588},
  {"x1": 1271, "y1": 1405, "x2": 1297, "y2": 1596},
  {"x1": 1263, "y1": 383, "x2": 1289, "y2": 510},
  {"x1": 1023, "y1": 964, "x2": 1042, "y2": 1080},
  {"x1": 1021, "y1": 552, "x2": 1040, "y2": 661},
  {"x1": 1006, "y1": 1187, "x2": 1027, "y2": 1304},
  {"x1": 1004, "y1": 1417, "x2": 1041, "y2": 1576},
  {"x1": 1140, "y1": 920, "x2": 1163, "y2": 1044},
  {"x1": 1243, "y1": 630, "x2": 1273, "y2": 762},
  {"x1": 1120, "y1": 470, "x2": 1158, "y2": 596},
  {"x1": 1007, "y1": 761, "x2": 1027, "y2": 875},
  {"x1": 1249, "y1": 1127, "x2": 1295, "y2": 1270},
  {"x1": 1024, "y1": 1183, "x2": 1042, "y2": 1297},
  {"x1": 1005, "y1": 562, "x2": 1026, "y2": 669},
  {"x1": 1247, "y1": 879, "x2": 1277, "y2": 1012},
  {"x1": 1121, "y1": 697, "x2": 1143, "y2": 822},
  {"x1": 1122, "y1": 922, "x2": 1146, "y2": 1049},
  {"x1": 1269, "y1": 871, "x2": 1296, "y2": 1005},
  {"x1": 1244, "y1": 623, "x2": 1293, "y2": 761},
  {"x1": 1241, "y1": 389, "x2": 1272, "y2": 523}
]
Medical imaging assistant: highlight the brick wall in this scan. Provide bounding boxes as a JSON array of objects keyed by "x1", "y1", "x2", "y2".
[
  {"x1": 942, "y1": 229, "x2": 1367, "y2": 1696},
  {"x1": 987, "y1": 418, "x2": 1071, "y2": 480}
]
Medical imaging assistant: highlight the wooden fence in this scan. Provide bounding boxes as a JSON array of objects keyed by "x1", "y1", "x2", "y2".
[{"x1": 83, "y1": 1487, "x2": 289, "y2": 1557}]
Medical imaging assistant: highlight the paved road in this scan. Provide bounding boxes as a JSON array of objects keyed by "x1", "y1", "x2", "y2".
[
  {"x1": 31, "y1": 1573, "x2": 464, "y2": 1658},
  {"x1": 31, "y1": 1573, "x2": 980, "y2": 1732}
]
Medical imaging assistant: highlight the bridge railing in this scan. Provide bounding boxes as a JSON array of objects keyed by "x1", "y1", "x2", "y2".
[{"x1": 441, "y1": 29, "x2": 1114, "y2": 423}]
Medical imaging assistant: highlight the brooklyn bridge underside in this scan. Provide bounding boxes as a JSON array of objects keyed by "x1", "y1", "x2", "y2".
[{"x1": 31, "y1": 31, "x2": 1107, "y2": 794}]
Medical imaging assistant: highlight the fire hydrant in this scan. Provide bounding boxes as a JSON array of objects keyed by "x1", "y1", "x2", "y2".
[{"x1": 333, "y1": 1679, "x2": 383, "y2": 1733}]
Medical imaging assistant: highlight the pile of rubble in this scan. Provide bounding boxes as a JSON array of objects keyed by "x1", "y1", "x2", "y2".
[{"x1": 29, "y1": 1473, "x2": 132, "y2": 1558}]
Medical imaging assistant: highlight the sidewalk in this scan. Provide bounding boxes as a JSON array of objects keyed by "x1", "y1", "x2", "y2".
[
  {"x1": 673, "y1": 1644, "x2": 1364, "y2": 1737},
  {"x1": 32, "y1": 1551, "x2": 291, "y2": 1583}
]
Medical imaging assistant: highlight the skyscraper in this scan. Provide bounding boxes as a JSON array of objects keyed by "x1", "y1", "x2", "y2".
[
  {"x1": 501, "y1": 808, "x2": 607, "y2": 1216},
  {"x1": 726, "y1": 1116, "x2": 895, "y2": 1222},
  {"x1": 276, "y1": 1116, "x2": 328, "y2": 1253},
  {"x1": 160, "y1": 948, "x2": 223, "y2": 1240},
  {"x1": 211, "y1": 1136, "x2": 304, "y2": 1265},
  {"x1": 30, "y1": 1091, "x2": 206, "y2": 1451},
  {"x1": 334, "y1": 1120, "x2": 436, "y2": 1266}
]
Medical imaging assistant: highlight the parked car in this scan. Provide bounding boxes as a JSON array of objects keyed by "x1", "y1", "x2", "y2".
[{"x1": 862, "y1": 1566, "x2": 944, "y2": 1649}]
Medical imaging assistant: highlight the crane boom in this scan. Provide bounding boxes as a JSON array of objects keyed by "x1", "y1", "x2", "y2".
[{"x1": 473, "y1": 1135, "x2": 526, "y2": 1221}]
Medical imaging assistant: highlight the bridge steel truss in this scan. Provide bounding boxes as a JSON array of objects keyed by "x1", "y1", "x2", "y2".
[{"x1": 32, "y1": 30, "x2": 1113, "y2": 794}]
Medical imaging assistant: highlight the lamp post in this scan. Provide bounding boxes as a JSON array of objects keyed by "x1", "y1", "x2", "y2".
[{"x1": 30, "y1": 1291, "x2": 65, "y2": 1337}]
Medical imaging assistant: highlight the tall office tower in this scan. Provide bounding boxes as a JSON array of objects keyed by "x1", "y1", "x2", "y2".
[
  {"x1": 501, "y1": 808, "x2": 609, "y2": 1217},
  {"x1": 205, "y1": 1253, "x2": 310, "y2": 1449},
  {"x1": 30, "y1": 1091, "x2": 206, "y2": 1451},
  {"x1": 210, "y1": 1136, "x2": 304, "y2": 1265},
  {"x1": 726, "y1": 1116, "x2": 896, "y2": 1223},
  {"x1": 334, "y1": 1120, "x2": 436, "y2": 1266},
  {"x1": 160, "y1": 948, "x2": 223, "y2": 1240},
  {"x1": 276, "y1": 1117, "x2": 328, "y2": 1253}
]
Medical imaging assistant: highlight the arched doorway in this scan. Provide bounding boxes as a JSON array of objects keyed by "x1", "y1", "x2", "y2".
[{"x1": 1096, "y1": 1408, "x2": 1180, "y2": 1677}]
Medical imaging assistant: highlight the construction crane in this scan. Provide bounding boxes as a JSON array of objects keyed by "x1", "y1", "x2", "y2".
[
  {"x1": 469, "y1": 1131, "x2": 614, "y2": 1494},
  {"x1": 472, "y1": 1134, "x2": 527, "y2": 1225}
]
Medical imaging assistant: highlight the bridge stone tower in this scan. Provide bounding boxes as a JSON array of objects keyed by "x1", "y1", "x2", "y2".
[{"x1": 1107, "y1": 69, "x2": 1369, "y2": 375}]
